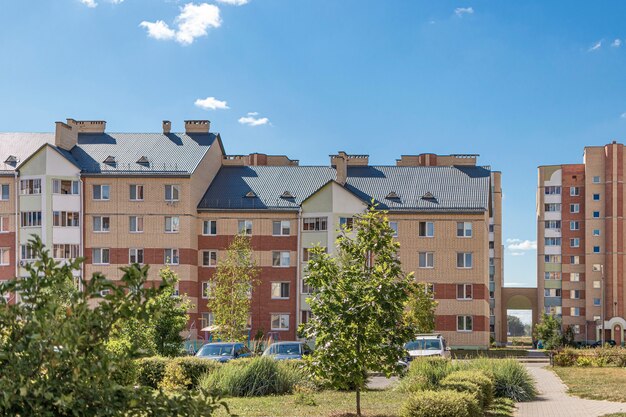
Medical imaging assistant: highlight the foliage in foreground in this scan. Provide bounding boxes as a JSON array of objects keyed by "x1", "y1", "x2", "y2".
[
  {"x1": 0, "y1": 236, "x2": 225, "y2": 416},
  {"x1": 553, "y1": 346, "x2": 626, "y2": 368},
  {"x1": 533, "y1": 313, "x2": 564, "y2": 350},
  {"x1": 400, "y1": 389, "x2": 482, "y2": 417}
]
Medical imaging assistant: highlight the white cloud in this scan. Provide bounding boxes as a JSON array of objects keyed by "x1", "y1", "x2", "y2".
[
  {"x1": 621, "y1": 112, "x2": 626, "y2": 119},
  {"x1": 216, "y1": 0, "x2": 249, "y2": 5},
  {"x1": 509, "y1": 252, "x2": 525, "y2": 256},
  {"x1": 194, "y1": 96, "x2": 230, "y2": 110},
  {"x1": 588, "y1": 40, "x2": 602, "y2": 52},
  {"x1": 238, "y1": 112, "x2": 270, "y2": 126},
  {"x1": 454, "y1": 7, "x2": 474, "y2": 17},
  {"x1": 110, "y1": 0, "x2": 124, "y2": 3},
  {"x1": 140, "y1": 3, "x2": 221, "y2": 45},
  {"x1": 612, "y1": 39, "x2": 622, "y2": 48},
  {"x1": 80, "y1": 0, "x2": 97, "y2": 8},
  {"x1": 506, "y1": 238, "x2": 537, "y2": 251}
]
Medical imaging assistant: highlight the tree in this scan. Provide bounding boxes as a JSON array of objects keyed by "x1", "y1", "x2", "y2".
[
  {"x1": 0, "y1": 236, "x2": 225, "y2": 416},
  {"x1": 300, "y1": 207, "x2": 416, "y2": 417},
  {"x1": 208, "y1": 234, "x2": 259, "y2": 342},
  {"x1": 507, "y1": 315, "x2": 526, "y2": 337},
  {"x1": 533, "y1": 312, "x2": 563, "y2": 350},
  {"x1": 404, "y1": 282, "x2": 437, "y2": 333}
]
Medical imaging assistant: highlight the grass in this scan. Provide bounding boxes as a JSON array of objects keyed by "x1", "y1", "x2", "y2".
[
  {"x1": 602, "y1": 415, "x2": 626, "y2": 417},
  {"x1": 553, "y1": 367, "x2": 626, "y2": 402},
  {"x1": 486, "y1": 398, "x2": 516, "y2": 417},
  {"x1": 214, "y1": 389, "x2": 407, "y2": 417}
]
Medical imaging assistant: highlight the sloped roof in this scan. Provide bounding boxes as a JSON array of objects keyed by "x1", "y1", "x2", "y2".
[
  {"x1": 197, "y1": 165, "x2": 491, "y2": 212},
  {"x1": 0, "y1": 133, "x2": 55, "y2": 173}
]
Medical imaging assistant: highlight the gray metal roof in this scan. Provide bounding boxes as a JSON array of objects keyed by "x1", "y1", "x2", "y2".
[
  {"x1": 0, "y1": 133, "x2": 55, "y2": 173},
  {"x1": 198, "y1": 165, "x2": 491, "y2": 212}
]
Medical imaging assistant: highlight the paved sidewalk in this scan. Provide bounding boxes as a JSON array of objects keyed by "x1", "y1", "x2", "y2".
[{"x1": 516, "y1": 363, "x2": 626, "y2": 417}]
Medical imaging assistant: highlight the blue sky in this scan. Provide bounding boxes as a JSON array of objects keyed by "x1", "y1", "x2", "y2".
[{"x1": 2, "y1": 1, "x2": 626, "y2": 291}]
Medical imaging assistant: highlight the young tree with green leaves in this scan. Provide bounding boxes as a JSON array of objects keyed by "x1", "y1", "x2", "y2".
[
  {"x1": 404, "y1": 282, "x2": 438, "y2": 333},
  {"x1": 533, "y1": 312, "x2": 563, "y2": 349},
  {"x1": 207, "y1": 234, "x2": 259, "y2": 342},
  {"x1": 300, "y1": 207, "x2": 416, "y2": 417},
  {"x1": 0, "y1": 236, "x2": 225, "y2": 416}
]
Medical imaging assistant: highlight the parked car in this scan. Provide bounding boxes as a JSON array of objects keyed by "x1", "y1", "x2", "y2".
[
  {"x1": 262, "y1": 341, "x2": 312, "y2": 360},
  {"x1": 590, "y1": 339, "x2": 617, "y2": 348},
  {"x1": 404, "y1": 334, "x2": 451, "y2": 360},
  {"x1": 195, "y1": 342, "x2": 252, "y2": 362}
]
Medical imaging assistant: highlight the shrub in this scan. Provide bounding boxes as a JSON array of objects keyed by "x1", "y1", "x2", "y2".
[
  {"x1": 136, "y1": 356, "x2": 169, "y2": 388},
  {"x1": 462, "y1": 358, "x2": 536, "y2": 402},
  {"x1": 553, "y1": 348, "x2": 577, "y2": 367},
  {"x1": 160, "y1": 357, "x2": 221, "y2": 391},
  {"x1": 441, "y1": 370, "x2": 494, "y2": 407},
  {"x1": 398, "y1": 357, "x2": 458, "y2": 392},
  {"x1": 439, "y1": 380, "x2": 483, "y2": 408},
  {"x1": 576, "y1": 355, "x2": 593, "y2": 367},
  {"x1": 400, "y1": 389, "x2": 482, "y2": 417},
  {"x1": 199, "y1": 356, "x2": 306, "y2": 397}
]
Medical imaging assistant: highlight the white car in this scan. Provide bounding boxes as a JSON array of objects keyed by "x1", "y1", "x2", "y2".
[{"x1": 404, "y1": 334, "x2": 451, "y2": 360}]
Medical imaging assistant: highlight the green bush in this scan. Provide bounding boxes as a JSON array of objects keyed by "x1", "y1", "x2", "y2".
[
  {"x1": 160, "y1": 357, "x2": 221, "y2": 391},
  {"x1": 553, "y1": 348, "x2": 577, "y2": 367},
  {"x1": 136, "y1": 356, "x2": 169, "y2": 388},
  {"x1": 199, "y1": 356, "x2": 306, "y2": 397},
  {"x1": 398, "y1": 357, "x2": 458, "y2": 392},
  {"x1": 439, "y1": 380, "x2": 483, "y2": 408},
  {"x1": 462, "y1": 358, "x2": 536, "y2": 402},
  {"x1": 576, "y1": 356, "x2": 593, "y2": 367},
  {"x1": 400, "y1": 389, "x2": 482, "y2": 417},
  {"x1": 441, "y1": 370, "x2": 494, "y2": 408}
]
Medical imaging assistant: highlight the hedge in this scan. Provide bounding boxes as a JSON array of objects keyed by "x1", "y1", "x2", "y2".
[
  {"x1": 136, "y1": 357, "x2": 169, "y2": 389},
  {"x1": 440, "y1": 370, "x2": 494, "y2": 407},
  {"x1": 400, "y1": 389, "x2": 482, "y2": 417}
]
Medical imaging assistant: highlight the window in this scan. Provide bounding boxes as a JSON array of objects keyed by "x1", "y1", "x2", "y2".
[
  {"x1": 0, "y1": 248, "x2": 9, "y2": 265},
  {"x1": 570, "y1": 238, "x2": 580, "y2": 248},
  {"x1": 489, "y1": 224, "x2": 494, "y2": 232},
  {"x1": 594, "y1": 315, "x2": 601, "y2": 321},
  {"x1": 302, "y1": 280, "x2": 314, "y2": 295},
  {"x1": 238, "y1": 220, "x2": 253, "y2": 235},
  {"x1": 457, "y1": 316, "x2": 473, "y2": 332},
  {"x1": 570, "y1": 256, "x2": 580, "y2": 264},
  {"x1": 271, "y1": 314, "x2": 290, "y2": 331},
  {"x1": 570, "y1": 273, "x2": 580, "y2": 282},
  {"x1": 271, "y1": 282, "x2": 290, "y2": 299},
  {"x1": 21, "y1": 211, "x2": 42, "y2": 227},
  {"x1": 570, "y1": 203, "x2": 580, "y2": 213},
  {"x1": 92, "y1": 248, "x2": 110, "y2": 265},
  {"x1": 593, "y1": 246, "x2": 600, "y2": 253},
  {"x1": 545, "y1": 237, "x2": 561, "y2": 246},
  {"x1": 570, "y1": 187, "x2": 580, "y2": 196},
  {"x1": 593, "y1": 193, "x2": 600, "y2": 201},
  {"x1": 545, "y1": 220, "x2": 561, "y2": 229},
  {"x1": 272, "y1": 251, "x2": 290, "y2": 267},
  {"x1": 0, "y1": 216, "x2": 8, "y2": 233},
  {"x1": 545, "y1": 306, "x2": 562, "y2": 315},
  {"x1": 303, "y1": 217, "x2": 327, "y2": 231},
  {"x1": 129, "y1": 216, "x2": 143, "y2": 233},
  {"x1": 544, "y1": 288, "x2": 561, "y2": 297},
  {"x1": 418, "y1": 252, "x2": 434, "y2": 268},
  {"x1": 301, "y1": 310, "x2": 313, "y2": 325},
  {"x1": 456, "y1": 284, "x2": 473, "y2": 300},
  {"x1": 545, "y1": 255, "x2": 561, "y2": 263},
  {"x1": 53, "y1": 244, "x2": 79, "y2": 259},
  {"x1": 592, "y1": 229, "x2": 600, "y2": 236},
  {"x1": 570, "y1": 221, "x2": 579, "y2": 231},
  {"x1": 200, "y1": 312, "x2": 214, "y2": 328},
  {"x1": 592, "y1": 264, "x2": 602, "y2": 272},
  {"x1": 164, "y1": 216, "x2": 180, "y2": 233},
  {"x1": 572, "y1": 325, "x2": 581, "y2": 335},
  {"x1": 201, "y1": 281, "x2": 215, "y2": 299},
  {"x1": 593, "y1": 298, "x2": 601, "y2": 307},
  {"x1": 164, "y1": 249, "x2": 179, "y2": 265},
  {"x1": 457, "y1": 222, "x2": 472, "y2": 237},
  {"x1": 593, "y1": 280, "x2": 601, "y2": 289},
  {"x1": 129, "y1": 184, "x2": 144, "y2": 201},
  {"x1": 92, "y1": 184, "x2": 110, "y2": 200},
  {"x1": 544, "y1": 203, "x2": 561, "y2": 212},
  {"x1": 419, "y1": 221, "x2": 435, "y2": 237},
  {"x1": 53, "y1": 179, "x2": 79, "y2": 195},
  {"x1": 203, "y1": 220, "x2": 217, "y2": 235},
  {"x1": 457, "y1": 252, "x2": 473, "y2": 268},
  {"x1": 339, "y1": 217, "x2": 354, "y2": 229},
  {"x1": 544, "y1": 272, "x2": 561, "y2": 280},
  {"x1": 0, "y1": 184, "x2": 8, "y2": 200},
  {"x1": 592, "y1": 176, "x2": 601, "y2": 184},
  {"x1": 20, "y1": 244, "x2": 36, "y2": 261},
  {"x1": 93, "y1": 216, "x2": 110, "y2": 232},
  {"x1": 164, "y1": 184, "x2": 180, "y2": 202},
  {"x1": 20, "y1": 179, "x2": 41, "y2": 195},
  {"x1": 570, "y1": 290, "x2": 581, "y2": 299},
  {"x1": 593, "y1": 211, "x2": 600, "y2": 218},
  {"x1": 545, "y1": 186, "x2": 561, "y2": 195},
  {"x1": 389, "y1": 221, "x2": 398, "y2": 237},
  {"x1": 272, "y1": 221, "x2": 291, "y2": 236},
  {"x1": 302, "y1": 247, "x2": 326, "y2": 262},
  {"x1": 129, "y1": 248, "x2": 144, "y2": 264},
  {"x1": 571, "y1": 307, "x2": 581, "y2": 317},
  {"x1": 202, "y1": 250, "x2": 217, "y2": 267},
  {"x1": 53, "y1": 211, "x2": 80, "y2": 227}
]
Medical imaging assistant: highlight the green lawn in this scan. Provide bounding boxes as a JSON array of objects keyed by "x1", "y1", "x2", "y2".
[{"x1": 553, "y1": 367, "x2": 626, "y2": 402}]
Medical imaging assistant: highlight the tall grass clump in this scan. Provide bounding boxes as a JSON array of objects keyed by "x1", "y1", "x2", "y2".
[
  {"x1": 398, "y1": 357, "x2": 459, "y2": 392},
  {"x1": 199, "y1": 356, "x2": 306, "y2": 397},
  {"x1": 440, "y1": 370, "x2": 494, "y2": 408},
  {"x1": 462, "y1": 358, "x2": 536, "y2": 402},
  {"x1": 400, "y1": 389, "x2": 482, "y2": 417}
]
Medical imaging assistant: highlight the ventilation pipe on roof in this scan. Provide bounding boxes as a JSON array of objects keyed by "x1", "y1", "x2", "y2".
[
  {"x1": 184, "y1": 120, "x2": 210, "y2": 134},
  {"x1": 331, "y1": 152, "x2": 348, "y2": 185},
  {"x1": 163, "y1": 120, "x2": 172, "y2": 135},
  {"x1": 54, "y1": 121, "x2": 78, "y2": 151}
]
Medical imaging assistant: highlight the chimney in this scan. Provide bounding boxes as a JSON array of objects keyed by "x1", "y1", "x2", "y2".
[
  {"x1": 163, "y1": 120, "x2": 172, "y2": 134},
  {"x1": 184, "y1": 120, "x2": 210, "y2": 134},
  {"x1": 55, "y1": 121, "x2": 78, "y2": 151},
  {"x1": 66, "y1": 118, "x2": 106, "y2": 134},
  {"x1": 331, "y1": 151, "x2": 348, "y2": 185}
]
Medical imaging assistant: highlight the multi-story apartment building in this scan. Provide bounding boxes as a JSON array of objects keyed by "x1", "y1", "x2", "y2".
[
  {"x1": 538, "y1": 141, "x2": 626, "y2": 345},
  {"x1": 0, "y1": 119, "x2": 503, "y2": 349}
]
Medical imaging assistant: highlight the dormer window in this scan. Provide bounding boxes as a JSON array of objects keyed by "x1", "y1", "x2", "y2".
[
  {"x1": 103, "y1": 156, "x2": 116, "y2": 166},
  {"x1": 136, "y1": 156, "x2": 149, "y2": 166},
  {"x1": 245, "y1": 191, "x2": 256, "y2": 198},
  {"x1": 4, "y1": 155, "x2": 17, "y2": 166},
  {"x1": 422, "y1": 192, "x2": 435, "y2": 200},
  {"x1": 386, "y1": 191, "x2": 399, "y2": 199},
  {"x1": 281, "y1": 191, "x2": 294, "y2": 199}
]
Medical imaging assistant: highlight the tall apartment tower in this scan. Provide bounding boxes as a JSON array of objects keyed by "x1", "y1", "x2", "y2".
[{"x1": 538, "y1": 141, "x2": 626, "y2": 344}]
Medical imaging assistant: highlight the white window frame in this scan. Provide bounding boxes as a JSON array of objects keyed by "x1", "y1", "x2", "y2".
[
  {"x1": 129, "y1": 216, "x2": 144, "y2": 233},
  {"x1": 272, "y1": 220, "x2": 291, "y2": 236},
  {"x1": 457, "y1": 315, "x2": 473, "y2": 332},
  {"x1": 164, "y1": 248, "x2": 179, "y2": 265},
  {"x1": 129, "y1": 184, "x2": 144, "y2": 201},
  {"x1": 0, "y1": 248, "x2": 9, "y2": 265},
  {"x1": 570, "y1": 186, "x2": 580, "y2": 196},
  {"x1": 164, "y1": 216, "x2": 180, "y2": 233},
  {"x1": 270, "y1": 313, "x2": 290, "y2": 331},
  {"x1": 203, "y1": 220, "x2": 217, "y2": 236},
  {"x1": 570, "y1": 238, "x2": 580, "y2": 248},
  {"x1": 0, "y1": 216, "x2": 8, "y2": 233},
  {"x1": 53, "y1": 244, "x2": 79, "y2": 260},
  {"x1": 52, "y1": 179, "x2": 79, "y2": 195},
  {"x1": 21, "y1": 211, "x2": 42, "y2": 227},
  {"x1": 129, "y1": 248, "x2": 144, "y2": 264},
  {"x1": 0, "y1": 184, "x2": 9, "y2": 201},
  {"x1": 570, "y1": 203, "x2": 580, "y2": 214},
  {"x1": 457, "y1": 252, "x2": 473, "y2": 269},
  {"x1": 271, "y1": 282, "x2": 290, "y2": 300},
  {"x1": 92, "y1": 184, "x2": 110, "y2": 201},
  {"x1": 456, "y1": 222, "x2": 473, "y2": 237},
  {"x1": 302, "y1": 217, "x2": 327, "y2": 231},
  {"x1": 238, "y1": 220, "x2": 253, "y2": 235},
  {"x1": 92, "y1": 248, "x2": 110, "y2": 265},
  {"x1": 20, "y1": 179, "x2": 41, "y2": 195},
  {"x1": 456, "y1": 283, "x2": 473, "y2": 300},
  {"x1": 201, "y1": 281, "x2": 215, "y2": 299},
  {"x1": 164, "y1": 184, "x2": 180, "y2": 202},
  {"x1": 418, "y1": 252, "x2": 434, "y2": 268},
  {"x1": 339, "y1": 217, "x2": 354, "y2": 229},
  {"x1": 272, "y1": 251, "x2": 290, "y2": 267},
  {"x1": 592, "y1": 176, "x2": 601, "y2": 184},
  {"x1": 93, "y1": 216, "x2": 110, "y2": 233},
  {"x1": 570, "y1": 221, "x2": 579, "y2": 231},
  {"x1": 593, "y1": 229, "x2": 600, "y2": 236},
  {"x1": 571, "y1": 307, "x2": 580, "y2": 317},
  {"x1": 593, "y1": 280, "x2": 601, "y2": 289},
  {"x1": 202, "y1": 250, "x2": 218, "y2": 267},
  {"x1": 418, "y1": 221, "x2": 435, "y2": 237},
  {"x1": 570, "y1": 273, "x2": 580, "y2": 282},
  {"x1": 389, "y1": 221, "x2": 398, "y2": 237}
]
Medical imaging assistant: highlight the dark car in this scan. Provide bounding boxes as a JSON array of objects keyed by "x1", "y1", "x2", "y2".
[
  {"x1": 195, "y1": 342, "x2": 252, "y2": 362},
  {"x1": 262, "y1": 341, "x2": 312, "y2": 360},
  {"x1": 590, "y1": 339, "x2": 617, "y2": 348}
]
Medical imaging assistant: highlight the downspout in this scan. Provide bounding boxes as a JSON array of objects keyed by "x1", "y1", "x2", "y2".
[
  {"x1": 13, "y1": 171, "x2": 18, "y2": 285},
  {"x1": 79, "y1": 174, "x2": 84, "y2": 291},
  {"x1": 295, "y1": 207, "x2": 302, "y2": 339}
]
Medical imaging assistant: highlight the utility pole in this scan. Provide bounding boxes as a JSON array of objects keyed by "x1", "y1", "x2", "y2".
[{"x1": 601, "y1": 264, "x2": 605, "y2": 346}]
